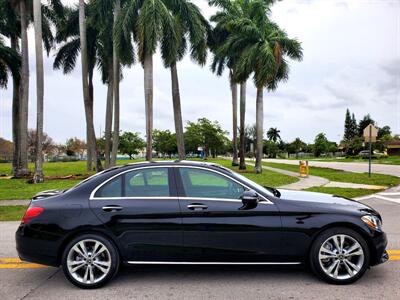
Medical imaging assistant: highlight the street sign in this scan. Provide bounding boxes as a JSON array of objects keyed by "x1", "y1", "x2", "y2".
[
  {"x1": 363, "y1": 124, "x2": 378, "y2": 177},
  {"x1": 363, "y1": 124, "x2": 378, "y2": 142}
]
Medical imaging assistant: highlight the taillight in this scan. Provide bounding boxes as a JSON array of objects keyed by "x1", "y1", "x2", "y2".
[{"x1": 21, "y1": 207, "x2": 44, "y2": 224}]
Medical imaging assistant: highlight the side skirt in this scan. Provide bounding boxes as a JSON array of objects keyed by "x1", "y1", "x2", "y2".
[{"x1": 126, "y1": 261, "x2": 302, "y2": 265}]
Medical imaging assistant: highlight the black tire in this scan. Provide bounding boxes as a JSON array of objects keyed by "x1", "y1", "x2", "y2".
[
  {"x1": 61, "y1": 233, "x2": 120, "y2": 289},
  {"x1": 309, "y1": 227, "x2": 370, "y2": 284}
]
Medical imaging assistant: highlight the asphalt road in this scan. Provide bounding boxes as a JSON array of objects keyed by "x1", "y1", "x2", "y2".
[
  {"x1": 262, "y1": 159, "x2": 400, "y2": 177},
  {"x1": 1, "y1": 195, "x2": 400, "y2": 300}
]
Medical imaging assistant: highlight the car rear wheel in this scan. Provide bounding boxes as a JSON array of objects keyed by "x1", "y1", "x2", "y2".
[
  {"x1": 310, "y1": 227, "x2": 370, "y2": 284},
  {"x1": 62, "y1": 234, "x2": 120, "y2": 288}
]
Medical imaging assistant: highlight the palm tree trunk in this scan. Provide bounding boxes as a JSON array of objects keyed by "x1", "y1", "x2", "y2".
[
  {"x1": 33, "y1": 0, "x2": 44, "y2": 183},
  {"x1": 170, "y1": 62, "x2": 185, "y2": 160},
  {"x1": 239, "y1": 81, "x2": 246, "y2": 170},
  {"x1": 104, "y1": 64, "x2": 114, "y2": 169},
  {"x1": 11, "y1": 36, "x2": 21, "y2": 177},
  {"x1": 143, "y1": 54, "x2": 153, "y2": 161},
  {"x1": 110, "y1": 0, "x2": 120, "y2": 167},
  {"x1": 230, "y1": 76, "x2": 238, "y2": 166},
  {"x1": 255, "y1": 87, "x2": 263, "y2": 174},
  {"x1": 18, "y1": 0, "x2": 29, "y2": 177},
  {"x1": 79, "y1": 0, "x2": 98, "y2": 172}
]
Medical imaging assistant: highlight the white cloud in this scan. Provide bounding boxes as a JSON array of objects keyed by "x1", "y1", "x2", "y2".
[{"x1": 0, "y1": 0, "x2": 399, "y2": 144}]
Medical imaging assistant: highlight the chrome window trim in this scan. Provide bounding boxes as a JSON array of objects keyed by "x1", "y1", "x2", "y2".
[
  {"x1": 126, "y1": 261, "x2": 301, "y2": 265},
  {"x1": 89, "y1": 165, "x2": 273, "y2": 204}
]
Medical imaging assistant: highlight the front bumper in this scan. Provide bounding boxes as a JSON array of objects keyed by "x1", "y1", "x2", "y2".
[{"x1": 370, "y1": 231, "x2": 388, "y2": 266}]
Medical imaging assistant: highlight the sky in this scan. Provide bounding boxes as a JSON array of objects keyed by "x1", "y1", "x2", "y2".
[{"x1": 0, "y1": 0, "x2": 399, "y2": 144}]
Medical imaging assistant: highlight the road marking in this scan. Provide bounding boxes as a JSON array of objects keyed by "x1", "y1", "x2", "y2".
[
  {"x1": 0, "y1": 263, "x2": 46, "y2": 269},
  {"x1": 356, "y1": 194, "x2": 400, "y2": 204},
  {"x1": 387, "y1": 250, "x2": 400, "y2": 255}
]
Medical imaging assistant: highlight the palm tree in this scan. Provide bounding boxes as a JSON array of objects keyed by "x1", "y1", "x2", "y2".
[
  {"x1": 19, "y1": 0, "x2": 30, "y2": 177},
  {"x1": 209, "y1": 0, "x2": 249, "y2": 169},
  {"x1": 32, "y1": 0, "x2": 44, "y2": 183},
  {"x1": 54, "y1": 2, "x2": 115, "y2": 171},
  {"x1": 1, "y1": 0, "x2": 21, "y2": 177},
  {"x1": 267, "y1": 127, "x2": 281, "y2": 143},
  {"x1": 78, "y1": 0, "x2": 99, "y2": 172},
  {"x1": 225, "y1": 0, "x2": 302, "y2": 173},
  {"x1": 110, "y1": 0, "x2": 121, "y2": 167},
  {"x1": 0, "y1": 38, "x2": 21, "y2": 89},
  {"x1": 161, "y1": 1, "x2": 209, "y2": 161},
  {"x1": 116, "y1": 0, "x2": 207, "y2": 161}
]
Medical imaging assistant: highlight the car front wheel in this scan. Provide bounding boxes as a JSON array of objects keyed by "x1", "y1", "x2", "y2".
[
  {"x1": 310, "y1": 227, "x2": 370, "y2": 284},
  {"x1": 62, "y1": 234, "x2": 120, "y2": 288}
]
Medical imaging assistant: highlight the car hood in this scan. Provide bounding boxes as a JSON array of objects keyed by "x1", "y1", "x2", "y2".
[{"x1": 277, "y1": 189, "x2": 377, "y2": 215}]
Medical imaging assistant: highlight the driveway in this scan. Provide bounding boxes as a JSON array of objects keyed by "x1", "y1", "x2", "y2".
[{"x1": 263, "y1": 159, "x2": 400, "y2": 177}]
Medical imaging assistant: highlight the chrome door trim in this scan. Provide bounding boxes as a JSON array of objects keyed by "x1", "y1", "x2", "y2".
[
  {"x1": 89, "y1": 165, "x2": 273, "y2": 204},
  {"x1": 126, "y1": 261, "x2": 301, "y2": 265}
]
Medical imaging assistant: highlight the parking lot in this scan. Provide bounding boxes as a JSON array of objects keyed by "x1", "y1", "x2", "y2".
[{"x1": 1, "y1": 194, "x2": 399, "y2": 300}]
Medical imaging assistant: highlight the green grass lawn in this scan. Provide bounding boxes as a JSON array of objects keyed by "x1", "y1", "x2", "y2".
[
  {"x1": 0, "y1": 179, "x2": 81, "y2": 200},
  {"x1": 263, "y1": 162, "x2": 400, "y2": 187},
  {"x1": 0, "y1": 205, "x2": 27, "y2": 221},
  {"x1": 204, "y1": 159, "x2": 299, "y2": 187},
  {"x1": 0, "y1": 158, "x2": 298, "y2": 201},
  {"x1": 285, "y1": 156, "x2": 400, "y2": 165},
  {"x1": 305, "y1": 187, "x2": 384, "y2": 199},
  {"x1": 0, "y1": 159, "x2": 145, "y2": 177}
]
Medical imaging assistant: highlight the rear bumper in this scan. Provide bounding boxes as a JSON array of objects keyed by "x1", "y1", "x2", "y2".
[{"x1": 15, "y1": 225, "x2": 59, "y2": 267}]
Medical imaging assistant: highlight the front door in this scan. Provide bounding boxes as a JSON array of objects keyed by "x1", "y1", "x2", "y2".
[
  {"x1": 89, "y1": 167, "x2": 183, "y2": 262},
  {"x1": 175, "y1": 167, "x2": 282, "y2": 262}
]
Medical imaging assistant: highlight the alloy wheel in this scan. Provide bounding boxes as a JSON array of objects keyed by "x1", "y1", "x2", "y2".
[
  {"x1": 66, "y1": 239, "x2": 112, "y2": 285},
  {"x1": 318, "y1": 234, "x2": 365, "y2": 280}
]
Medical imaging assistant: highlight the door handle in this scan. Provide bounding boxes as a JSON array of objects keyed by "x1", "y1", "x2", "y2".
[
  {"x1": 102, "y1": 205, "x2": 123, "y2": 212},
  {"x1": 187, "y1": 204, "x2": 208, "y2": 211}
]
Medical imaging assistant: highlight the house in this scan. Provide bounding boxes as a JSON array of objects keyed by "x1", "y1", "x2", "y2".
[{"x1": 385, "y1": 140, "x2": 400, "y2": 156}]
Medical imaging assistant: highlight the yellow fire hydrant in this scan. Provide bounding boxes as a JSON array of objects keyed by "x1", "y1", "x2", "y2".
[{"x1": 299, "y1": 160, "x2": 309, "y2": 178}]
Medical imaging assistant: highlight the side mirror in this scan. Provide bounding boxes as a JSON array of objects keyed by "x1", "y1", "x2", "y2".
[{"x1": 240, "y1": 190, "x2": 259, "y2": 210}]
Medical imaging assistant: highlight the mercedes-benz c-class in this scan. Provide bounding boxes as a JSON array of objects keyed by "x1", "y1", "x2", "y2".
[{"x1": 16, "y1": 161, "x2": 388, "y2": 288}]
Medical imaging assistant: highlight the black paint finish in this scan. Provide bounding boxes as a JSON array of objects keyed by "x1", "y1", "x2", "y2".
[{"x1": 15, "y1": 161, "x2": 387, "y2": 268}]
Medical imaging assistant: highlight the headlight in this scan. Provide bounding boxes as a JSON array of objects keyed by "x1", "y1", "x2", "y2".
[{"x1": 361, "y1": 215, "x2": 382, "y2": 231}]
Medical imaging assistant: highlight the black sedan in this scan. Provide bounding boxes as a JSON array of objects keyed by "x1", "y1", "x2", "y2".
[{"x1": 16, "y1": 161, "x2": 388, "y2": 288}]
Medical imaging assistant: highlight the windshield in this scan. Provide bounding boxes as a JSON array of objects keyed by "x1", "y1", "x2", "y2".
[{"x1": 231, "y1": 171, "x2": 274, "y2": 197}]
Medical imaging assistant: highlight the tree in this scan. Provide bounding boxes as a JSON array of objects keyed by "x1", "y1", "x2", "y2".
[
  {"x1": 217, "y1": 0, "x2": 303, "y2": 173},
  {"x1": 110, "y1": 0, "x2": 121, "y2": 167},
  {"x1": 118, "y1": 132, "x2": 146, "y2": 159},
  {"x1": 358, "y1": 114, "x2": 375, "y2": 136},
  {"x1": 162, "y1": 1, "x2": 209, "y2": 161},
  {"x1": 152, "y1": 130, "x2": 177, "y2": 157},
  {"x1": 351, "y1": 113, "x2": 357, "y2": 138},
  {"x1": 267, "y1": 127, "x2": 281, "y2": 143},
  {"x1": 185, "y1": 118, "x2": 228, "y2": 158},
  {"x1": 313, "y1": 133, "x2": 329, "y2": 157},
  {"x1": 32, "y1": 0, "x2": 44, "y2": 183},
  {"x1": 27, "y1": 129, "x2": 56, "y2": 162},
  {"x1": 0, "y1": 36, "x2": 21, "y2": 89},
  {"x1": 288, "y1": 138, "x2": 306, "y2": 156},
  {"x1": 343, "y1": 108, "x2": 354, "y2": 141},
  {"x1": 378, "y1": 126, "x2": 391, "y2": 139},
  {"x1": 65, "y1": 137, "x2": 86, "y2": 159},
  {"x1": 264, "y1": 140, "x2": 279, "y2": 158},
  {"x1": 79, "y1": 0, "x2": 100, "y2": 172},
  {"x1": 209, "y1": 0, "x2": 249, "y2": 169},
  {"x1": 19, "y1": 0, "x2": 30, "y2": 177}
]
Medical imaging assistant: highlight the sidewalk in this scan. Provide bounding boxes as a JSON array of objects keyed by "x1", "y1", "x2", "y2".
[
  {"x1": 250, "y1": 163, "x2": 387, "y2": 191},
  {"x1": 0, "y1": 200, "x2": 30, "y2": 206}
]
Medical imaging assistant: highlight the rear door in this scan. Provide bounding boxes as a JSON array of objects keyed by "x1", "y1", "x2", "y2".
[
  {"x1": 175, "y1": 167, "x2": 282, "y2": 262},
  {"x1": 89, "y1": 166, "x2": 183, "y2": 262}
]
